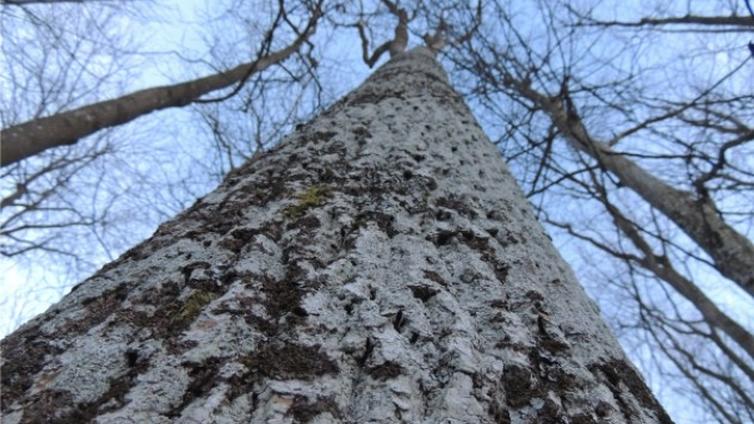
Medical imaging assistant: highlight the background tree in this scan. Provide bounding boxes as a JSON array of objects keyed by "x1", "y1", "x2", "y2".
[
  {"x1": 439, "y1": 1, "x2": 753, "y2": 421},
  {"x1": 1, "y1": 0, "x2": 165, "y2": 326},
  {"x1": 0, "y1": 0, "x2": 324, "y2": 331},
  {"x1": 1, "y1": 0, "x2": 752, "y2": 422}
]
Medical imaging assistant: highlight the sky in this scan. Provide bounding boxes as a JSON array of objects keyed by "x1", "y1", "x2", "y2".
[
  {"x1": 1, "y1": 1, "x2": 752, "y2": 422},
  {"x1": 0, "y1": 0, "x2": 377, "y2": 334}
]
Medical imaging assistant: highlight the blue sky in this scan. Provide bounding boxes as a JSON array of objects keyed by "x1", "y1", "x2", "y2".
[{"x1": 1, "y1": 1, "x2": 752, "y2": 422}]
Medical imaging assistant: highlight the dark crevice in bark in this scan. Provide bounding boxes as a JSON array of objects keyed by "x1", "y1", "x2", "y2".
[
  {"x1": 242, "y1": 342, "x2": 338, "y2": 380},
  {"x1": 366, "y1": 361, "x2": 404, "y2": 381},
  {"x1": 20, "y1": 348, "x2": 151, "y2": 423},
  {"x1": 288, "y1": 394, "x2": 341, "y2": 422},
  {"x1": 1, "y1": 324, "x2": 63, "y2": 410},
  {"x1": 427, "y1": 229, "x2": 510, "y2": 284},
  {"x1": 167, "y1": 356, "x2": 225, "y2": 418},
  {"x1": 590, "y1": 360, "x2": 675, "y2": 424}
]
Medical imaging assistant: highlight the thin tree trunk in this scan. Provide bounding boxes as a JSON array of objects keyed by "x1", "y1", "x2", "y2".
[
  {"x1": 1, "y1": 47, "x2": 671, "y2": 423},
  {"x1": 508, "y1": 80, "x2": 754, "y2": 300},
  {"x1": 605, "y1": 200, "x2": 754, "y2": 359},
  {"x1": 580, "y1": 14, "x2": 754, "y2": 29},
  {"x1": 0, "y1": 22, "x2": 315, "y2": 167}
]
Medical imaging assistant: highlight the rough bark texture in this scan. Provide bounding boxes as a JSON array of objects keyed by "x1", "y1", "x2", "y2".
[{"x1": 1, "y1": 48, "x2": 671, "y2": 423}]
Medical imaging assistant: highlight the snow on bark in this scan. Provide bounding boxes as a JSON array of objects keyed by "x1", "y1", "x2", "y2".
[{"x1": 1, "y1": 47, "x2": 672, "y2": 423}]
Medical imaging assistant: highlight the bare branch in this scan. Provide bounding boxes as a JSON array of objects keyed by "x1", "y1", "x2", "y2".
[
  {"x1": 352, "y1": 0, "x2": 409, "y2": 68},
  {"x1": 0, "y1": 4, "x2": 322, "y2": 166}
]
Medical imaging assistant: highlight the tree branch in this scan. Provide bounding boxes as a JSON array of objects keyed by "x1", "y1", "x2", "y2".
[{"x1": 0, "y1": 3, "x2": 322, "y2": 166}]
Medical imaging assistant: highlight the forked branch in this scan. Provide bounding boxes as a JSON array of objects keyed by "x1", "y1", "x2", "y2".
[{"x1": 354, "y1": 0, "x2": 409, "y2": 68}]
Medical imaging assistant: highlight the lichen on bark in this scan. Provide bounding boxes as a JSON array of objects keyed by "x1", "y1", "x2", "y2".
[{"x1": 1, "y1": 48, "x2": 671, "y2": 423}]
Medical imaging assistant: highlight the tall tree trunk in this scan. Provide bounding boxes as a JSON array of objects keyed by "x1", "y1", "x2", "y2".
[{"x1": 1, "y1": 48, "x2": 671, "y2": 423}]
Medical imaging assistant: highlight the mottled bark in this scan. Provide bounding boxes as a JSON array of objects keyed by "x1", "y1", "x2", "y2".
[
  {"x1": 0, "y1": 18, "x2": 316, "y2": 167},
  {"x1": 1, "y1": 48, "x2": 671, "y2": 423}
]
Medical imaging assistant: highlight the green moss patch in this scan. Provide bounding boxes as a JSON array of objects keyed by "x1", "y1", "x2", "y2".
[
  {"x1": 283, "y1": 185, "x2": 330, "y2": 220},
  {"x1": 172, "y1": 290, "x2": 218, "y2": 329}
]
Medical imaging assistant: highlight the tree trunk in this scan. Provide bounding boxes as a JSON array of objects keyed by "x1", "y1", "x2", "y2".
[
  {"x1": 506, "y1": 80, "x2": 754, "y2": 300},
  {"x1": 1, "y1": 48, "x2": 672, "y2": 423}
]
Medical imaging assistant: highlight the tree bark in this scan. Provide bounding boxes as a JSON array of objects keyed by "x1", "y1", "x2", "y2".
[{"x1": 1, "y1": 48, "x2": 672, "y2": 423}]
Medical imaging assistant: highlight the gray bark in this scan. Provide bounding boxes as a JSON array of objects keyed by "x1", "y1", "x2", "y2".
[{"x1": 1, "y1": 48, "x2": 671, "y2": 423}]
